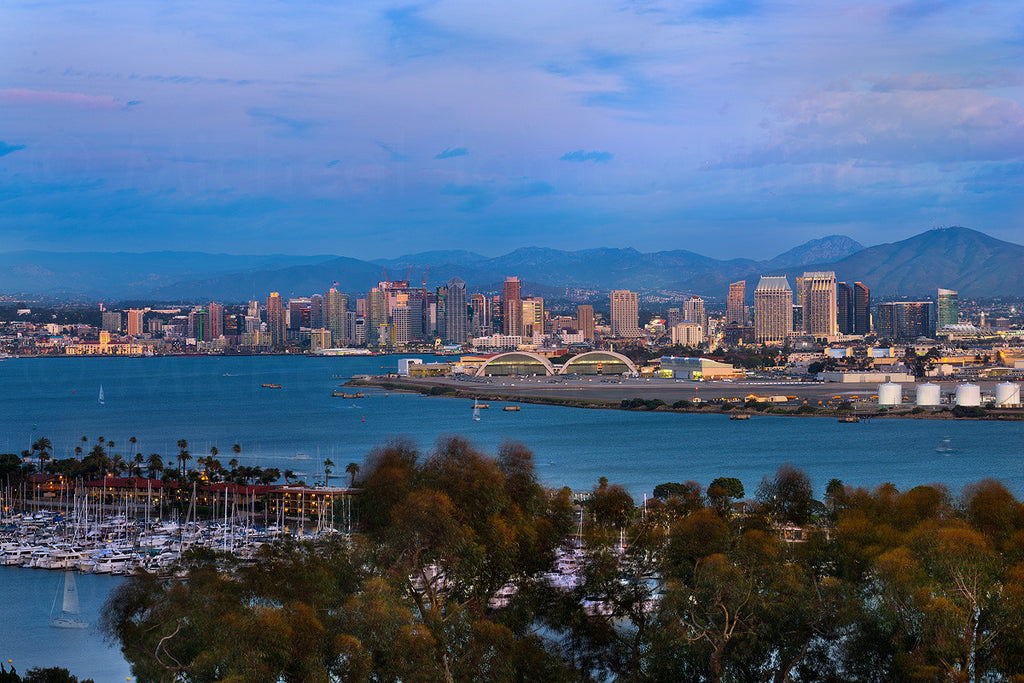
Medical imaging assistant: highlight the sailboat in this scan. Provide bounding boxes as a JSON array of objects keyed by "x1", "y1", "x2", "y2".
[
  {"x1": 50, "y1": 570, "x2": 89, "y2": 629},
  {"x1": 472, "y1": 399, "x2": 482, "y2": 421},
  {"x1": 98, "y1": 385, "x2": 105, "y2": 405}
]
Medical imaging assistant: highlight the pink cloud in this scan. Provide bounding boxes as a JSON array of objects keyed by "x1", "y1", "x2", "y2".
[{"x1": 0, "y1": 88, "x2": 123, "y2": 109}]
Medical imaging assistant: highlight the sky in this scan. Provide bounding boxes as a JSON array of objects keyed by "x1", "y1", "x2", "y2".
[{"x1": 1, "y1": 0, "x2": 1023, "y2": 260}]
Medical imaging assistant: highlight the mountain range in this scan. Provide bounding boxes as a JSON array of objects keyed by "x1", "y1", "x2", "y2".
[{"x1": 1, "y1": 227, "x2": 1021, "y2": 302}]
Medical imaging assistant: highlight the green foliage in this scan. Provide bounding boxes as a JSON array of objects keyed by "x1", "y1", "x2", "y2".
[
  {"x1": 98, "y1": 435, "x2": 1024, "y2": 683},
  {"x1": 619, "y1": 397, "x2": 666, "y2": 410},
  {"x1": 796, "y1": 404, "x2": 818, "y2": 414},
  {"x1": 952, "y1": 405, "x2": 987, "y2": 418}
]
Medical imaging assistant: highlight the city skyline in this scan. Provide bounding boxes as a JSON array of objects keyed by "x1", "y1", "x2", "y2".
[{"x1": 2, "y1": 2, "x2": 1023, "y2": 259}]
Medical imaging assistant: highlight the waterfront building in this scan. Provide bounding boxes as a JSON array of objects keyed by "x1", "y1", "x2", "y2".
[
  {"x1": 325, "y1": 287, "x2": 348, "y2": 346},
  {"x1": 684, "y1": 295, "x2": 708, "y2": 331},
  {"x1": 310, "y1": 328, "x2": 332, "y2": 352},
  {"x1": 877, "y1": 301, "x2": 936, "y2": 340},
  {"x1": 937, "y1": 288, "x2": 959, "y2": 329},
  {"x1": 188, "y1": 308, "x2": 210, "y2": 342},
  {"x1": 836, "y1": 282, "x2": 853, "y2": 334},
  {"x1": 726, "y1": 281, "x2": 746, "y2": 325},
  {"x1": 753, "y1": 276, "x2": 793, "y2": 345},
  {"x1": 126, "y1": 309, "x2": 145, "y2": 337},
  {"x1": 610, "y1": 290, "x2": 642, "y2": 338},
  {"x1": 576, "y1": 305, "x2": 595, "y2": 341},
  {"x1": 266, "y1": 292, "x2": 285, "y2": 349},
  {"x1": 208, "y1": 302, "x2": 223, "y2": 339},
  {"x1": 854, "y1": 282, "x2": 870, "y2": 335},
  {"x1": 660, "y1": 356, "x2": 740, "y2": 380},
  {"x1": 503, "y1": 277, "x2": 522, "y2": 336},
  {"x1": 444, "y1": 278, "x2": 468, "y2": 344},
  {"x1": 801, "y1": 271, "x2": 838, "y2": 339}
]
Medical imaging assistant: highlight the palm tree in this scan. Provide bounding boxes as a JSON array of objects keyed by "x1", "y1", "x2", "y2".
[
  {"x1": 32, "y1": 437, "x2": 52, "y2": 472},
  {"x1": 110, "y1": 454, "x2": 126, "y2": 477},
  {"x1": 176, "y1": 439, "x2": 191, "y2": 480},
  {"x1": 324, "y1": 459, "x2": 334, "y2": 487},
  {"x1": 146, "y1": 453, "x2": 163, "y2": 479},
  {"x1": 284, "y1": 469, "x2": 295, "y2": 484},
  {"x1": 345, "y1": 462, "x2": 360, "y2": 487},
  {"x1": 128, "y1": 436, "x2": 137, "y2": 460},
  {"x1": 132, "y1": 453, "x2": 144, "y2": 477}
]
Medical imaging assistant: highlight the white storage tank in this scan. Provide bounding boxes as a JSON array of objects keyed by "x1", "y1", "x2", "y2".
[
  {"x1": 916, "y1": 383, "x2": 941, "y2": 406},
  {"x1": 995, "y1": 382, "x2": 1021, "y2": 407},
  {"x1": 955, "y1": 383, "x2": 981, "y2": 407},
  {"x1": 878, "y1": 383, "x2": 902, "y2": 406}
]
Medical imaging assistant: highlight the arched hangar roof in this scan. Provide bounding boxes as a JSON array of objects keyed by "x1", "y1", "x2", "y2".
[
  {"x1": 557, "y1": 350, "x2": 637, "y2": 375},
  {"x1": 474, "y1": 351, "x2": 555, "y2": 377}
]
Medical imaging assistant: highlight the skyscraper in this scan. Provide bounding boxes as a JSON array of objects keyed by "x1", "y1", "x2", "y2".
[
  {"x1": 502, "y1": 276, "x2": 522, "y2": 336},
  {"x1": 853, "y1": 282, "x2": 870, "y2": 335},
  {"x1": 444, "y1": 277, "x2": 468, "y2": 344},
  {"x1": 937, "y1": 288, "x2": 959, "y2": 330},
  {"x1": 726, "y1": 281, "x2": 746, "y2": 325},
  {"x1": 877, "y1": 302, "x2": 935, "y2": 340},
  {"x1": 521, "y1": 297, "x2": 544, "y2": 339},
  {"x1": 610, "y1": 290, "x2": 642, "y2": 337},
  {"x1": 127, "y1": 309, "x2": 145, "y2": 337},
  {"x1": 325, "y1": 287, "x2": 348, "y2": 346},
  {"x1": 208, "y1": 301, "x2": 223, "y2": 339},
  {"x1": 836, "y1": 282, "x2": 853, "y2": 335},
  {"x1": 801, "y1": 271, "x2": 838, "y2": 338},
  {"x1": 309, "y1": 294, "x2": 323, "y2": 329},
  {"x1": 753, "y1": 276, "x2": 793, "y2": 345},
  {"x1": 266, "y1": 292, "x2": 285, "y2": 349},
  {"x1": 577, "y1": 305, "x2": 594, "y2": 341},
  {"x1": 471, "y1": 293, "x2": 489, "y2": 336},
  {"x1": 684, "y1": 295, "x2": 708, "y2": 332}
]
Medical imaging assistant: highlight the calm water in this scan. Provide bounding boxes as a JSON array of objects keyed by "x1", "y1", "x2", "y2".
[
  {"x1": 2, "y1": 354, "x2": 1024, "y2": 675},
  {"x1": 0, "y1": 567, "x2": 129, "y2": 681}
]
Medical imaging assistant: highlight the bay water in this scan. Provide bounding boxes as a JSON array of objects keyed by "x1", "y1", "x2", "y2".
[{"x1": 2, "y1": 354, "x2": 1023, "y2": 676}]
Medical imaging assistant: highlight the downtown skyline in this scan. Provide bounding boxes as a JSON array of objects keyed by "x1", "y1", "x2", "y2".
[{"x1": 1, "y1": 1, "x2": 1023, "y2": 259}]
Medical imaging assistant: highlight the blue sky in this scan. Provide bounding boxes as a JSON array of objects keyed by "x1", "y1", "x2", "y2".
[{"x1": 1, "y1": 0, "x2": 1022, "y2": 260}]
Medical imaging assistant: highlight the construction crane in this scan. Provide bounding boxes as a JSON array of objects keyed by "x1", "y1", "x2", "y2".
[{"x1": 421, "y1": 266, "x2": 430, "y2": 292}]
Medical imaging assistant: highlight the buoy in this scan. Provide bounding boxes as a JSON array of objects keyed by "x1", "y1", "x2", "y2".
[{"x1": 361, "y1": 416, "x2": 365, "y2": 423}]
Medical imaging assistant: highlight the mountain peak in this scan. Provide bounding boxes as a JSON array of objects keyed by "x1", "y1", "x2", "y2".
[{"x1": 766, "y1": 235, "x2": 864, "y2": 269}]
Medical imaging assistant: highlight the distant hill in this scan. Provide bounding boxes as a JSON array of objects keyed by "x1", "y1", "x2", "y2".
[
  {"x1": 807, "y1": 227, "x2": 1024, "y2": 298},
  {"x1": 764, "y1": 235, "x2": 864, "y2": 269},
  {"x1": 0, "y1": 227, "x2": 1020, "y2": 301}
]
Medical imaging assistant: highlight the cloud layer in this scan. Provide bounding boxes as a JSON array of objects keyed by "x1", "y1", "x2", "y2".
[{"x1": 0, "y1": 0, "x2": 1021, "y2": 259}]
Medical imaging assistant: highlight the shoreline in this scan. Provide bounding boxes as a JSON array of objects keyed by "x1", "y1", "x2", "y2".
[{"x1": 347, "y1": 376, "x2": 1024, "y2": 421}]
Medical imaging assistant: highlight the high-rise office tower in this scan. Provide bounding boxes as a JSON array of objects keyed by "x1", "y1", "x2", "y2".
[
  {"x1": 392, "y1": 305, "x2": 410, "y2": 345},
  {"x1": 101, "y1": 310, "x2": 122, "y2": 333},
  {"x1": 610, "y1": 290, "x2": 642, "y2": 337},
  {"x1": 753, "y1": 276, "x2": 793, "y2": 345},
  {"x1": 309, "y1": 294, "x2": 323, "y2": 330},
  {"x1": 521, "y1": 297, "x2": 544, "y2": 338},
  {"x1": 325, "y1": 287, "x2": 348, "y2": 346},
  {"x1": 287, "y1": 297, "x2": 312, "y2": 330},
  {"x1": 367, "y1": 288, "x2": 388, "y2": 340},
  {"x1": 434, "y1": 285, "x2": 447, "y2": 341},
  {"x1": 853, "y1": 282, "x2": 870, "y2": 335},
  {"x1": 444, "y1": 278, "x2": 468, "y2": 344},
  {"x1": 877, "y1": 301, "x2": 935, "y2": 340},
  {"x1": 502, "y1": 276, "x2": 522, "y2": 336},
  {"x1": 208, "y1": 301, "x2": 223, "y2": 339},
  {"x1": 189, "y1": 308, "x2": 210, "y2": 342},
  {"x1": 577, "y1": 305, "x2": 595, "y2": 341},
  {"x1": 126, "y1": 309, "x2": 145, "y2": 337},
  {"x1": 937, "y1": 288, "x2": 959, "y2": 330},
  {"x1": 266, "y1": 292, "x2": 285, "y2": 349},
  {"x1": 684, "y1": 295, "x2": 708, "y2": 331},
  {"x1": 726, "y1": 282, "x2": 746, "y2": 325},
  {"x1": 836, "y1": 282, "x2": 853, "y2": 335},
  {"x1": 471, "y1": 293, "x2": 489, "y2": 336},
  {"x1": 801, "y1": 271, "x2": 838, "y2": 338}
]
